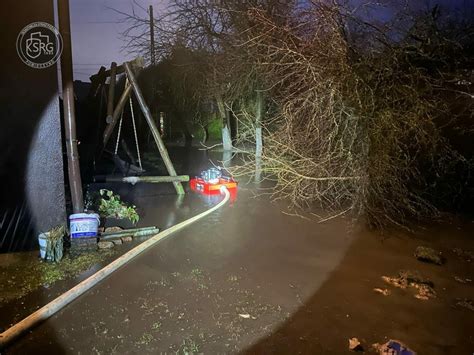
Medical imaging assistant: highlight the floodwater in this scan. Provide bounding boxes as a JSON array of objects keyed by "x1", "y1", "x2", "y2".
[{"x1": 2, "y1": 148, "x2": 474, "y2": 353}]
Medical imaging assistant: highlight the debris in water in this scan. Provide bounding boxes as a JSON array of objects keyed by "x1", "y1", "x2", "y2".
[
  {"x1": 452, "y1": 248, "x2": 474, "y2": 262},
  {"x1": 382, "y1": 270, "x2": 432, "y2": 289},
  {"x1": 400, "y1": 270, "x2": 434, "y2": 287},
  {"x1": 373, "y1": 288, "x2": 391, "y2": 296},
  {"x1": 454, "y1": 276, "x2": 472, "y2": 284},
  {"x1": 382, "y1": 270, "x2": 436, "y2": 300},
  {"x1": 238, "y1": 313, "x2": 256, "y2": 319},
  {"x1": 382, "y1": 275, "x2": 407, "y2": 289},
  {"x1": 454, "y1": 298, "x2": 474, "y2": 312},
  {"x1": 372, "y1": 340, "x2": 416, "y2": 355},
  {"x1": 348, "y1": 337, "x2": 363, "y2": 351},
  {"x1": 412, "y1": 283, "x2": 436, "y2": 300},
  {"x1": 414, "y1": 246, "x2": 443, "y2": 265}
]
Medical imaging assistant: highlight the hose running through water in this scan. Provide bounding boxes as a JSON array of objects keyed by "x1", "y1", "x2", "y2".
[{"x1": 0, "y1": 187, "x2": 230, "y2": 349}]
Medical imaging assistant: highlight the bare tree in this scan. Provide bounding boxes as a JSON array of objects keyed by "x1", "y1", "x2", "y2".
[{"x1": 117, "y1": 0, "x2": 473, "y2": 229}]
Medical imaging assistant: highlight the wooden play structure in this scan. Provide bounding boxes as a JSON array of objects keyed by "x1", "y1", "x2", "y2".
[{"x1": 90, "y1": 58, "x2": 186, "y2": 194}]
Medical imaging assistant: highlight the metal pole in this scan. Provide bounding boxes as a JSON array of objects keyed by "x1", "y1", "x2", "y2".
[
  {"x1": 58, "y1": 0, "x2": 84, "y2": 213},
  {"x1": 124, "y1": 62, "x2": 185, "y2": 195},
  {"x1": 149, "y1": 5, "x2": 155, "y2": 65}
]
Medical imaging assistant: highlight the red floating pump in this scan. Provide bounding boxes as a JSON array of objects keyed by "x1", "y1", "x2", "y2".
[{"x1": 190, "y1": 168, "x2": 238, "y2": 195}]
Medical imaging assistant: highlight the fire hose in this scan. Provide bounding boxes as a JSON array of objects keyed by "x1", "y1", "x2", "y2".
[{"x1": 0, "y1": 187, "x2": 230, "y2": 349}]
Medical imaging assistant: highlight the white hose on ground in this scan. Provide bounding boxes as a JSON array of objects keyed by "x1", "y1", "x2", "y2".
[{"x1": 0, "y1": 187, "x2": 230, "y2": 349}]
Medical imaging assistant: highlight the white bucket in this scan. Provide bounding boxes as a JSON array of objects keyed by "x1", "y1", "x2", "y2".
[
  {"x1": 38, "y1": 232, "x2": 50, "y2": 260},
  {"x1": 69, "y1": 213, "x2": 100, "y2": 238}
]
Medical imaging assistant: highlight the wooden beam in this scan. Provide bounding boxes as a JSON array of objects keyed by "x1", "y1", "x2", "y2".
[
  {"x1": 90, "y1": 58, "x2": 144, "y2": 83},
  {"x1": 124, "y1": 175, "x2": 189, "y2": 184},
  {"x1": 90, "y1": 65, "x2": 124, "y2": 83}
]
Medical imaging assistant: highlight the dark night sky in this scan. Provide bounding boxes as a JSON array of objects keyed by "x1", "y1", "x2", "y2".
[
  {"x1": 70, "y1": 0, "x2": 168, "y2": 82},
  {"x1": 69, "y1": 0, "x2": 473, "y2": 82}
]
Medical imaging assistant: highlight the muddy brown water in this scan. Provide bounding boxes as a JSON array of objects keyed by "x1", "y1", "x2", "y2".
[{"x1": 1, "y1": 148, "x2": 473, "y2": 354}]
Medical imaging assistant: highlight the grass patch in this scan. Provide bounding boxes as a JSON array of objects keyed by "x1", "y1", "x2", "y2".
[
  {"x1": 0, "y1": 249, "x2": 115, "y2": 303},
  {"x1": 136, "y1": 333, "x2": 155, "y2": 345},
  {"x1": 190, "y1": 268, "x2": 203, "y2": 279},
  {"x1": 151, "y1": 321, "x2": 162, "y2": 331},
  {"x1": 180, "y1": 337, "x2": 200, "y2": 354}
]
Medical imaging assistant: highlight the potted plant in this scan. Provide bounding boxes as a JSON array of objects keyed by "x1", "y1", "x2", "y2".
[
  {"x1": 38, "y1": 225, "x2": 66, "y2": 262},
  {"x1": 98, "y1": 189, "x2": 140, "y2": 229}
]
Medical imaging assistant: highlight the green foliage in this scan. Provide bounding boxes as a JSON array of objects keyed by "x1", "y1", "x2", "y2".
[
  {"x1": 191, "y1": 117, "x2": 222, "y2": 141},
  {"x1": 207, "y1": 118, "x2": 222, "y2": 140},
  {"x1": 98, "y1": 189, "x2": 139, "y2": 224}
]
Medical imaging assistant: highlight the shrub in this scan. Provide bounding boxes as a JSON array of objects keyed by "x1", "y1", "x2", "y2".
[{"x1": 98, "y1": 189, "x2": 139, "y2": 224}]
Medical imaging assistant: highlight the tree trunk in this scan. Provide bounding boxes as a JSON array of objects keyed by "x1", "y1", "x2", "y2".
[
  {"x1": 255, "y1": 90, "x2": 264, "y2": 158},
  {"x1": 200, "y1": 124, "x2": 209, "y2": 144},
  {"x1": 216, "y1": 96, "x2": 232, "y2": 151}
]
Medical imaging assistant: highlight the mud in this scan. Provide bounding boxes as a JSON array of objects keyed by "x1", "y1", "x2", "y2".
[{"x1": 1, "y1": 148, "x2": 473, "y2": 354}]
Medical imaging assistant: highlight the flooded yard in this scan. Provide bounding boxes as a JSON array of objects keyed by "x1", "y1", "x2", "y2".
[{"x1": 1, "y1": 149, "x2": 473, "y2": 354}]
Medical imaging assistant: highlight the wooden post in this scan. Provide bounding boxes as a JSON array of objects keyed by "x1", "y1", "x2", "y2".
[
  {"x1": 87, "y1": 66, "x2": 106, "y2": 100},
  {"x1": 149, "y1": 6, "x2": 157, "y2": 146},
  {"x1": 58, "y1": 0, "x2": 84, "y2": 213},
  {"x1": 124, "y1": 62, "x2": 185, "y2": 195},
  {"x1": 103, "y1": 82, "x2": 132, "y2": 146},
  {"x1": 106, "y1": 62, "x2": 117, "y2": 123},
  {"x1": 94, "y1": 85, "x2": 107, "y2": 162}
]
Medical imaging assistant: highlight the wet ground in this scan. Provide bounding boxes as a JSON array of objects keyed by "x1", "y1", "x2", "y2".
[{"x1": 1, "y1": 148, "x2": 473, "y2": 353}]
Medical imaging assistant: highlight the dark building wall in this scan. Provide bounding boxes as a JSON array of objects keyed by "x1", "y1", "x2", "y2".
[{"x1": 0, "y1": 0, "x2": 66, "y2": 252}]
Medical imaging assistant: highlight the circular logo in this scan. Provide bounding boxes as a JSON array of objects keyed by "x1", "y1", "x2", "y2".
[{"x1": 16, "y1": 22, "x2": 63, "y2": 69}]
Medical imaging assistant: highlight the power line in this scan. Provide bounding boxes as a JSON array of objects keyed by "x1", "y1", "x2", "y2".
[
  {"x1": 73, "y1": 21, "x2": 121, "y2": 24},
  {"x1": 74, "y1": 63, "x2": 110, "y2": 66},
  {"x1": 73, "y1": 71, "x2": 93, "y2": 75}
]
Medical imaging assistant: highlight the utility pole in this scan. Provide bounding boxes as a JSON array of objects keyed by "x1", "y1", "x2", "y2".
[
  {"x1": 149, "y1": 5, "x2": 155, "y2": 65},
  {"x1": 149, "y1": 5, "x2": 159, "y2": 138},
  {"x1": 58, "y1": 0, "x2": 84, "y2": 213}
]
